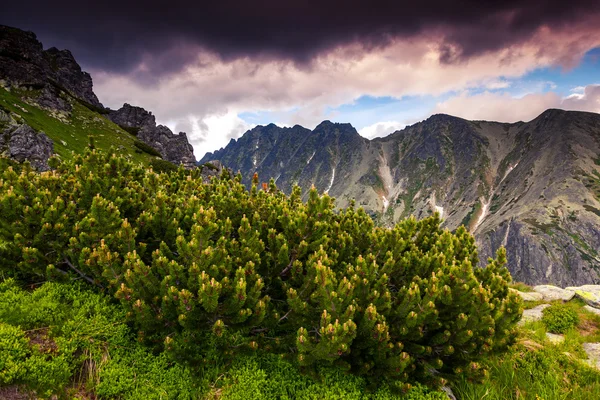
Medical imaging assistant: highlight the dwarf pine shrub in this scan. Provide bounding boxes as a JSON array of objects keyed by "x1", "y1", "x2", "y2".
[{"x1": 0, "y1": 148, "x2": 522, "y2": 385}]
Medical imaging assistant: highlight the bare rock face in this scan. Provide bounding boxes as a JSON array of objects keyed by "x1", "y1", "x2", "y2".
[
  {"x1": 1, "y1": 123, "x2": 54, "y2": 171},
  {"x1": 0, "y1": 25, "x2": 103, "y2": 111},
  {"x1": 108, "y1": 104, "x2": 196, "y2": 168}
]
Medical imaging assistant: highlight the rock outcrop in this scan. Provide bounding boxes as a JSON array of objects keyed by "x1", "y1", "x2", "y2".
[
  {"x1": 1, "y1": 122, "x2": 54, "y2": 171},
  {"x1": 201, "y1": 110, "x2": 600, "y2": 285},
  {"x1": 0, "y1": 25, "x2": 198, "y2": 169},
  {"x1": 0, "y1": 25, "x2": 103, "y2": 111},
  {"x1": 108, "y1": 104, "x2": 196, "y2": 168}
]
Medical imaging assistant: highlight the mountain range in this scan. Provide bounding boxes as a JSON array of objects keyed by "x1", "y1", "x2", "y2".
[
  {"x1": 1, "y1": 24, "x2": 599, "y2": 286},
  {"x1": 201, "y1": 111, "x2": 600, "y2": 286}
]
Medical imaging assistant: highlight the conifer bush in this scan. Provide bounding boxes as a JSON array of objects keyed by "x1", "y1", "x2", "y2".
[{"x1": 0, "y1": 148, "x2": 522, "y2": 385}]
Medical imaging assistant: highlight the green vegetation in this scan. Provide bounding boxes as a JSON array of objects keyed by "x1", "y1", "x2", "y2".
[
  {"x1": 542, "y1": 303, "x2": 580, "y2": 334},
  {"x1": 0, "y1": 279, "x2": 203, "y2": 398},
  {"x1": 0, "y1": 86, "x2": 154, "y2": 164},
  {"x1": 134, "y1": 139, "x2": 162, "y2": 157},
  {"x1": 0, "y1": 279, "x2": 451, "y2": 399},
  {"x1": 151, "y1": 158, "x2": 178, "y2": 173},
  {"x1": 453, "y1": 299, "x2": 600, "y2": 399},
  {"x1": 0, "y1": 147, "x2": 521, "y2": 392}
]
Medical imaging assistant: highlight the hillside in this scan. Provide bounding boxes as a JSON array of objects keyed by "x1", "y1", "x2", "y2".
[
  {"x1": 201, "y1": 111, "x2": 600, "y2": 286},
  {"x1": 0, "y1": 25, "x2": 196, "y2": 169}
]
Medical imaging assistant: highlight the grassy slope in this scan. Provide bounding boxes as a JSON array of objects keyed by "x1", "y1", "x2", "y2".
[{"x1": 0, "y1": 86, "x2": 155, "y2": 165}]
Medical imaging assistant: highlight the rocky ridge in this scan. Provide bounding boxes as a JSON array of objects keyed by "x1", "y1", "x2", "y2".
[
  {"x1": 201, "y1": 110, "x2": 600, "y2": 286},
  {"x1": 108, "y1": 104, "x2": 196, "y2": 168}
]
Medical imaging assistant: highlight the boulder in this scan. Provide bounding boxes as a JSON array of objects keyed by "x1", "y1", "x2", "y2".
[
  {"x1": 565, "y1": 285, "x2": 600, "y2": 308},
  {"x1": 518, "y1": 303, "x2": 551, "y2": 325},
  {"x1": 584, "y1": 305, "x2": 600, "y2": 316},
  {"x1": 583, "y1": 343, "x2": 600, "y2": 370},
  {"x1": 0, "y1": 123, "x2": 54, "y2": 171},
  {"x1": 510, "y1": 288, "x2": 544, "y2": 302},
  {"x1": 545, "y1": 332, "x2": 565, "y2": 344},
  {"x1": 532, "y1": 285, "x2": 575, "y2": 302}
]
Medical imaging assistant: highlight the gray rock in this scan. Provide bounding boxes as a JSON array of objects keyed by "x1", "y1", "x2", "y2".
[
  {"x1": 441, "y1": 386, "x2": 456, "y2": 400},
  {"x1": 0, "y1": 26, "x2": 103, "y2": 111},
  {"x1": 0, "y1": 123, "x2": 54, "y2": 171},
  {"x1": 583, "y1": 343, "x2": 600, "y2": 370},
  {"x1": 584, "y1": 305, "x2": 600, "y2": 316},
  {"x1": 545, "y1": 332, "x2": 565, "y2": 344},
  {"x1": 510, "y1": 288, "x2": 544, "y2": 302},
  {"x1": 565, "y1": 285, "x2": 600, "y2": 308},
  {"x1": 108, "y1": 104, "x2": 196, "y2": 168},
  {"x1": 518, "y1": 303, "x2": 551, "y2": 325},
  {"x1": 533, "y1": 285, "x2": 575, "y2": 302}
]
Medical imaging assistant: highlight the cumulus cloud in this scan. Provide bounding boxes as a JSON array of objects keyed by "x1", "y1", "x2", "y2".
[
  {"x1": 433, "y1": 84, "x2": 600, "y2": 122},
  {"x1": 359, "y1": 121, "x2": 406, "y2": 139}
]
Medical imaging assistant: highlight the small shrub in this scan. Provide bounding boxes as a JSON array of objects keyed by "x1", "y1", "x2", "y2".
[
  {"x1": 120, "y1": 125, "x2": 140, "y2": 136},
  {"x1": 133, "y1": 140, "x2": 162, "y2": 157},
  {"x1": 150, "y1": 158, "x2": 178, "y2": 173},
  {"x1": 542, "y1": 303, "x2": 579, "y2": 334}
]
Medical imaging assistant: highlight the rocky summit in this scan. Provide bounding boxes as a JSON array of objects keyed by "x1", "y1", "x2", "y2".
[
  {"x1": 201, "y1": 110, "x2": 600, "y2": 286},
  {"x1": 0, "y1": 25, "x2": 102, "y2": 112}
]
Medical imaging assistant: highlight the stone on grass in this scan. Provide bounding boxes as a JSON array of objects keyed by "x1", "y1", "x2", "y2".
[
  {"x1": 565, "y1": 285, "x2": 600, "y2": 309},
  {"x1": 545, "y1": 332, "x2": 565, "y2": 344},
  {"x1": 582, "y1": 343, "x2": 600, "y2": 370},
  {"x1": 584, "y1": 305, "x2": 600, "y2": 316},
  {"x1": 532, "y1": 285, "x2": 575, "y2": 302},
  {"x1": 519, "y1": 303, "x2": 551, "y2": 325},
  {"x1": 510, "y1": 288, "x2": 543, "y2": 302}
]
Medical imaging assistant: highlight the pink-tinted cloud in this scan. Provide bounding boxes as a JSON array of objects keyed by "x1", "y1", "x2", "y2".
[
  {"x1": 91, "y1": 20, "x2": 600, "y2": 156},
  {"x1": 434, "y1": 84, "x2": 600, "y2": 122}
]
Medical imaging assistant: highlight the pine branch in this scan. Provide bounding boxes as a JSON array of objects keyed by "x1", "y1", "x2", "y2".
[{"x1": 62, "y1": 257, "x2": 103, "y2": 288}]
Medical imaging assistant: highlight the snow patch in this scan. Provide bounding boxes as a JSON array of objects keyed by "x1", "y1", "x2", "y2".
[
  {"x1": 307, "y1": 151, "x2": 316, "y2": 164},
  {"x1": 325, "y1": 168, "x2": 335, "y2": 194},
  {"x1": 435, "y1": 205, "x2": 444, "y2": 218},
  {"x1": 473, "y1": 197, "x2": 490, "y2": 232},
  {"x1": 382, "y1": 196, "x2": 389, "y2": 211}
]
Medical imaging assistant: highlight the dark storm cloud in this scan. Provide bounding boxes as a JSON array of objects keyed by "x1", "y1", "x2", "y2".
[{"x1": 3, "y1": 0, "x2": 598, "y2": 76}]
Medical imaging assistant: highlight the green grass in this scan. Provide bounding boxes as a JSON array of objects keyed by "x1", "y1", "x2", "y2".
[
  {"x1": 510, "y1": 282, "x2": 534, "y2": 292},
  {"x1": 0, "y1": 86, "x2": 155, "y2": 165},
  {"x1": 452, "y1": 299, "x2": 600, "y2": 400}
]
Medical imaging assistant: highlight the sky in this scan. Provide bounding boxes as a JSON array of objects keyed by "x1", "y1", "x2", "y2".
[{"x1": 2, "y1": 0, "x2": 600, "y2": 159}]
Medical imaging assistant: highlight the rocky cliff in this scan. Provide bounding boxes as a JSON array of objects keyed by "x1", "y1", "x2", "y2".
[
  {"x1": 0, "y1": 25, "x2": 197, "y2": 168},
  {"x1": 108, "y1": 104, "x2": 196, "y2": 168},
  {"x1": 0, "y1": 25, "x2": 102, "y2": 112},
  {"x1": 201, "y1": 110, "x2": 600, "y2": 286}
]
